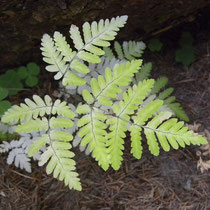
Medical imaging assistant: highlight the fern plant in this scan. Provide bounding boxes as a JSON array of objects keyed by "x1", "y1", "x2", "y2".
[{"x1": 1, "y1": 16, "x2": 207, "y2": 191}]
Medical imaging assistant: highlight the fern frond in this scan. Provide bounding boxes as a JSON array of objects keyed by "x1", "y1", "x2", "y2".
[
  {"x1": 150, "y1": 115, "x2": 206, "y2": 152},
  {"x1": 41, "y1": 16, "x2": 127, "y2": 87},
  {"x1": 107, "y1": 79, "x2": 154, "y2": 170},
  {"x1": 2, "y1": 95, "x2": 81, "y2": 190},
  {"x1": 54, "y1": 31, "x2": 76, "y2": 62},
  {"x1": 131, "y1": 110, "x2": 206, "y2": 156},
  {"x1": 27, "y1": 117, "x2": 81, "y2": 190},
  {"x1": 7, "y1": 147, "x2": 32, "y2": 172},
  {"x1": 77, "y1": 107, "x2": 109, "y2": 170},
  {"x1": 38, "y1": 143, "x2": 81, "y2": 190},
  {"x1": 104, "y1": 41, "x2": 146, "y2": 61},
  {"x1": 0, "y1": 132, "x2": 45, "y2": 173},
  {"x1": 1, "y1": 95, "x2": 74, "y2": 124}
]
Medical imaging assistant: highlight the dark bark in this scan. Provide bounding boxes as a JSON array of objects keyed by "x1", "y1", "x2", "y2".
[{"x1": 0, "y1": 0, "x2": 209, "y2": 70}]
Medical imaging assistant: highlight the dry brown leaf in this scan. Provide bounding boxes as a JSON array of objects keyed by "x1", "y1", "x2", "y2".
[
  {"x1": 186, "y1": 123, "x2": 201, "y2": 132},
  {"x1": 196, "y1": 129, "x2": 210, "y2": 173},
  {"x1": 197, "y1": 157, "x2": 210, "y2": 173},
  {"x1": 200, "y1": 129, "x2": 210, "y2": 156}
]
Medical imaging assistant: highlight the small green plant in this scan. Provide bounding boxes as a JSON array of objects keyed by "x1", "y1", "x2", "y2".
[
  {"x1": 1, "y1": 16, "x2": 207, "y2": 191},
  {"x1": 148, "y1": 38, "x2": 163, "y2": 52},
  {"x1": 0, "y1": 62, "x2": 40, "y2": 116},
  {"x1": 0, "y1": 69, "x2": 23, "y2": 96},
  {"x1": 175, "y1": 32, "x2": 196, "y2": 66},
  {"x1": 0, "y1": 87, "x2": 11, "y2": 116},
  {"x1": 0, "y1": 130, "x2": 18, "y2": 142},
  {"x1": 17, "y1": 62, "x2": 40, "y2": 87}
]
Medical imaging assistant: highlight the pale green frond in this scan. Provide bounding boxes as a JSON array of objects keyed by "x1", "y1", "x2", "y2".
[
  {"x1": 41, "y1": 16, "x2": 127, "y2": 87},
  {"x1": 136, "y1": 62, "x2": 152, "y2": 82},
  {"x1": 16, "y1": 118, "x2": 49, "y2": 133},
  {"x1": 2, "y1": 95, "x2": 75, "y2": 124},
  {"x1": 142, "y1": 112, "x2": 206, "y2": 155},
  {"x1": 53, "y1": 31, "x2": 76, "y2": 61},
  {"x1": 39, "y1": 143, "x2": 81, "y2": 191},
  {"x1": 39, "y1": 146, "x2": 54, "y2": 166},
  {"x1": 41, "y1": 34, "x2": 68, "y2": 80},
  {"x1": 70, "y1": 25, "x2": 84, "y2": 50},
  {"x1": 89, "y1": 60, "x2": 142, "y2": 106},
  {"x1": 2, "y1": 95, "x2": 53, "y2": 123},
  {"x1": 77, "y1": 108, "x2": 109, "y2": 170},
  {"x1": 70, "y1": 15, "x2": 128, "y2": 64},
  {"x1": 32, "y1": 128, "x2": 82, "y2": 190},
  {"x1": 156, "y1": 118, "x2": 207, "y2": 150}
]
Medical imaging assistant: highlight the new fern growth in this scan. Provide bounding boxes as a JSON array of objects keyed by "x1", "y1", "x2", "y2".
[{"x1": 1, "y1": 15, "x2": 207, "y2": 191}]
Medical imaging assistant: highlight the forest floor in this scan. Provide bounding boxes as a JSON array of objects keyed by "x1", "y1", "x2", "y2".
[{"x1": 0, "y1": 20, "x2": 210, "y2": 210}]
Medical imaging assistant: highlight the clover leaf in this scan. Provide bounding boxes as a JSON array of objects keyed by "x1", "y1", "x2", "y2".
[
  {"x1": 148, "y1": 38, "x2": 163, "y2": 52},
  {"x1": 0, "y1": 87, "x2": 8, "y2": 100},
  {"x1": 175, "y1": 45, "x2": 196, "y2": 67},
  {"x1": 27, "y1": 62, "x2": 40, "y2": 76},
  {"x1": 175, "y1": 32, "x2": 196, "y2": 67},
  {"x1": 17, "y1": 66, "x2": 28, "y2": 79},
  {"x1": 17, "y1": 62, "x2": 40, "y2": 87},
  {"x1": 0, "y1": 100, "x2": 11, "y2": 116},
  {"x1": 0, "y1": 70, "x2": 23, "y2": 95}
]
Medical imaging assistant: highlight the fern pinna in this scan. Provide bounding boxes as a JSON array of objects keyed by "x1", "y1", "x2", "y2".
[{"x1": 1, "y1": 15, "x2": 207, "y2": 191}]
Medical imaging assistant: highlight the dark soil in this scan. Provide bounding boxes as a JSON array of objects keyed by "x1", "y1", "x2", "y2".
[{"x1": 0, "y1": 18, "x2": 210, "y2": 210}]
